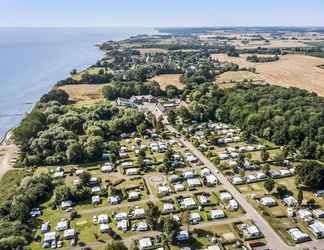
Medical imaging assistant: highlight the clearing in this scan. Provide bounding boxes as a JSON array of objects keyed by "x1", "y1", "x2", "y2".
[
  {"x1": 59, "y1": 84, "x2": 108, "y2": 102},
  {"x1": 150, "y1": 74, "x2": 184, "y2": 90},
  {"x1": 212, "y1": 53, "x2": 324, "y2": 96}
]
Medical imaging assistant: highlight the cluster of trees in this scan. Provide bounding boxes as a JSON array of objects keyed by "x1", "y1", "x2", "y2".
[
  {"x1": 56, "y1": 71, "x2": 114, "y2": 86},
  {"x1": 295, "y1": 161, "x2": 324, "y2": 189},
  {"x1": 0, "y1": 174, "x2": 53, "y2": 249},
  {"x1": 175, "y1": 83, "x2": 324, "y2": 161},
  {"x1": 14, "y1": 96, "x2": 150, "y2": 166},
  {"x1": 246, "y1": 55, "x2": 280, "y2": 63},
  {"x1": 102, "y1": 81, "x2": 163, "y2": 100}
]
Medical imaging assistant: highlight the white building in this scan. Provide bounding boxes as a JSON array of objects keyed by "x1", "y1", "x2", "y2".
[
  {"x1": 288, "y1": 228, "x2": 310, "y2": 243},
  {"x1": 220, "y1": 192, "x2": 232, "y2": 202},
  {"x1": 190, "y1": 212, "x2": 201, "y2": 224},
  {"x1": 132, "y1": 208, "x2": 145, "y2": 219},
  {"x1": 117, "y1": 220, "x2": 128, "y2": 232},
  {"x1": 210, "y1": 209, "x2": 225, "y2": 219},
  {"x1": 182, "y1": 197, "x2": 197, "y2": 209},
  {"x1": 163, "y1": 203, "x2": 175, "y2": 213},
  {"x1": 308, "y1": 221, "x2": 324, "y2": 238},
  {"x1": 260, "y1": 197, "x2": 276, "y2": 207},
  {"x1": 176, "y1": 230, "x2": 189, "y2": 241},
  {"x1": 98, "y1": 214, "x2": 109, "y2": 224},
  {"x1": 137, "y1": 221, "x2": 148, "y2": 231},
  {"x1": 108, "y1": 195, "x2": 121, "y2": 205},
  {"x1": 43, "y1": 232, "x2": 58, "y2": 243},
  {"x1": 198, "y1": 195, "x2": 208, "y2": 205},
  {"x1": 138, "y1": 238, "x2": 152, "y2": 250},
  {"x1": 232, "y1": 176, "x2": 244, "y2": 185},
  {"x1": 128, "y1": 191, "x2": 140, "y2": 201},
  {"x1": 205, "y1": 174, "x2": 217, "y2": 186},
  {"x1": 158, "y1": 186, "x2": 171, "y2": 196},
  {"x1": 283, "y1": 196, "x2": 298, "y2": 207},
  {"x1": 100, "y1": 224, "x2": 110, "y2": 233},
  {"x1": 183, "y1": 170, "x2": 195, "y2": 179},
  {"x1": 115, "y1": 212, "x2": 128, "y2": 221},
  {"x1": 63, "y1": 229, "x2": 75, "y2": 240},
  {"x1": 174, "y1": 183, "x2": 185, "y2": 192},
  {"x1": 228, "y1": 199, "x2": 239, "y2": 211},
  {"x1": 187, "y1": 178, "x2": 202, "y2": 187},
  {"x1": 92, "y1": 195, "x2": 100, "y2": 204},
  {"x1": 126, "y1": 168, "x2": 139, "y2": 176},
  {"x1": 56, "y1": 220, "x2": 68, "y2": 231}
]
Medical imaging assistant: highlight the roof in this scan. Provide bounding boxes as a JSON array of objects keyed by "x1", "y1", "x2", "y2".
[
  {"x1": 309, "y1": 221, "x2": 324, "y2": 234},
  {"x1": 288, "y1": 228, "x2": 309, "y2": 240},
  {"x1": 44, "y1": 232, "x2": 57, "y2": 242},
  {"x1": 138, "y1": 238, "x2": 152, "y2": 249}
]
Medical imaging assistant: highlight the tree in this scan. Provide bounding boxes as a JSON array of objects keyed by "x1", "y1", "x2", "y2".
[
  {"x1": 146, "y1": 202, "x2": 161, "y2": 229},
  {"x1": 260, "y1": 149, "x2": 270, "y2": 162},
  {"x1": 295, "y1": 161, "x2": 324, "y2": 189},
  {"x1": 40, "y1": 89, "x2": 69, "y2": 105},
  {"x1": 261, "y1": 164, "x2": 271, "y2": 175},
  {"x1": 167, "y1": 110, "x2": 177, "y2": 124},
  {"x1": 105, "y1": 241, "x2": 127, "y2": 250},
  {"x1": 297, "y1": 189, "x2": 304, "y2": 206},
  {"x1": 264, "y1": 178, "x2": 275, "y2": 193},
  {"x1": 66, "y1": 142, "x2": 83, "y2": 163},
  {"x1": 162, "y1": 148, "x2": 174, "y2": 175}
]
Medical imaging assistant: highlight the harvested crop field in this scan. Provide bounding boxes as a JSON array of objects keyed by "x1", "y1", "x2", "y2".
[
  {"x1": 231, "y1": 39, "x2": 310, "y2": 49},
  {"x1": 136, "y1": 48, "x2": 168, "y2": 54},
  {"x1": 212, "y1": 53, "x2": 324, "y2": 96},
  {"x1": 150, "y1": 74, "x2": 184, "y2": 90},
  {"x1": 216, "y1": 70, "x2": 263, "y2": 84},
  {"x1": 59, "y1": 84, "x2": 107, "y2": 102}
]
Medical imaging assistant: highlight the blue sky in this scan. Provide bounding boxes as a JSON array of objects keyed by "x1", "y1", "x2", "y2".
[{"x1": 1, "y1": 0, "x2": 324, "y2": 27}]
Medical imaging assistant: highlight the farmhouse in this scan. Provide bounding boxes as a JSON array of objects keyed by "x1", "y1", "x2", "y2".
[{"x1": 287, "y1": 228, "x2": 310, "y2": 243}]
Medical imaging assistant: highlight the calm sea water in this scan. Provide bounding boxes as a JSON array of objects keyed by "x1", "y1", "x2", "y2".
[{"x1": 0, "y1": 27, "x2": 156, "y2": 140}]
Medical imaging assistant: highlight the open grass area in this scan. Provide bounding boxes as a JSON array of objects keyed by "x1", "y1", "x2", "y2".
[
  {"x1": 211, "y1": 53, "x2": 324, "y2": 96},
  {"x1": 150, "y1": 74, "x2": 184, "y2": 90},
  {"x1": 59, "y1": 84, "x2": 108, "y2": 102}
]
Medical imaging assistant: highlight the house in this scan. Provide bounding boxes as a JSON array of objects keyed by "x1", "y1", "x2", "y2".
[
  {"x1": 122, "y1": 161, "x2": 133, "y2": 168},
  {"x1": 101, "y1": 163, "x2": 114, "y2": 172},
  {"x1": 205, "y1": 174, "x2": 217, "y2": 186},
  {"x1": 176, "y1": 230, "x2": 189, "y2": 241},
  {"x1": 61, "y1": 200, "x2": 72, "y2": 210},
  {"x1": 287, "y1": 228, "x2": 310, "y2": 243},
  {"x1": 117, "y1": 220, "x2": 128, "y2": 232},
  {"x1": 182, "y1": 197, "x2": 197, "y2": 209},
  {"x1": 220, "y1": 192, "x2": 232, "y2": 202},
  {"x1": 117, "y1": 97, "x2": 135, "y2": 107},
  {"x1": 108, "y1": 195, "x2": 121, "y2": 205},
  {"x1": 174, "y1": 183, "x2": 185, "y2": 192},
  {"x1": 158, "y1": 186, "x2": 171, "y2": 196},
  {"x1": 308, "y1": 221, "x2": 324, "y2": 238},
  {"x1": 183, "y1": 170, "x2": 195, "y2": 179},
  {"x1": 75, "y1": 169, "x2": 84, "y2": 176},
  {"x1": 163, "y1": 203, "x2": 175, "y2": 213},
  {"x1": 136, "y1": 221, "x2": 148, "y2": 231},
  {"x1": 126, "y1": 168, "x2": 140, "y2": 176},
  {"x1": 260, "y1": 197, "x2": 276, "y2": 207},
  {"x1": 246, "y1": 175, "x2": 257, "y2": 183},
  {"x1": 312, "y1": 209, "x2": 324, "y2": 219},
  {"x1": 91, "y1": 186, "x2": 101, "y2": 194},
  {"x1": 200, "y1": 168, "x2": 211, "y2": 177},
  {"x1": 128, "y1": 191, "x2": 140, "y2": 201},
  {"x1": 280, "y1": 169, "x2": 291, "y2": 177},
  {"x1": 115, "y1": 212, "x2": 128, "y2": 221},
  {"x1": 210, "y1": 209, "x2": 225, "y2": 219},
  {"x1": 243, "y1": 225, "x2": 261, "y2": 238},
  {"x1": 283, "y1": 196, "x2": 298, "y2": 207},
  {"x1": 64, "y1": 229, "x2": 75, "y2": 240},
  {"x1": 41, "y1": 222, "x2": 49, "y2": 233},
  {"x1": 43, "y1": 232, "x2": 58, "y2": 243},
  {"x1": 228, "y1": 199, "x2": 239, "y2": 211},
  {"x1": 30, "y1": 208, "x2": 42, "y2": 217},
  {"x1": 190, "y1": 212, "x2": 201, "y2": 224},
  {"x1": 132, "y1": 208, "x2": 145, "y2": 219},
  {"x1": 100, "y1": 224, "x2": 110, "y2": 233},
  {"x1": 205, "y1": 245, "x2": 221, "y2": 250},
  {"x1": 187, "y1": 178, "x2": 202, "y2": 187},
  {"x1": 269, "y1": 170, "x2": 281, "y2": 178},
  {"x1": 232, "y1": 176, "x2": 244, "y2": 185},
  {"x1": 138, "y1": 237, "x2": 152, "y2": 250},
  {"x1": 98, "y1": 214, "x2": 109, "y2": 224},
  {"x1": 198, "y1": 195, "x2": 208, "y2": 205},
  {"x1": 297, "y1": 209, "x2": 313, "y2": 222},
  {"x1": 256, "y1": 172, "x2": 266, "y2": 180},
  {"x1": 56, "y1": 220, "x2": 68, "y2": 231},
  {"x1": 92, "y1": 195, "x2": 101, "y2": 205},
  {"x1": 169, "y1": 174, "x2": 180, "y2": 183}
]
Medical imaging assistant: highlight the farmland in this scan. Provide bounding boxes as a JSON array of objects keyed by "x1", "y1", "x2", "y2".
[
  {"x1": 150, "y1": 74, "x2": 184, "y2": 90},
  {"x1": 212, "y1": 53, "x2": 324, "y2": 95}
]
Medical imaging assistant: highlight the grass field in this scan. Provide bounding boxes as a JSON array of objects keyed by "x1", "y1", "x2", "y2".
[
  {"x1": 59, "y1": 84, "x2": 108, "y2": 102},
  {"x1": 212, "y1": 53, "x2": 324, "y2": 96},
  {"x1": 215, "y1": 71, "x2": 263, "y2": 84},
  {"x1": 136, "y1": 48, "x2": 168, "y2": 54},
  {"x1": 150, "y1": 74, "x2": 184, "y2": 90}
]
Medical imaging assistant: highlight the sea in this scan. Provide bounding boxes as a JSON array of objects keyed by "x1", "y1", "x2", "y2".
[{"x1": 0, "y1": 27, "x2": 157, "y2": 141}]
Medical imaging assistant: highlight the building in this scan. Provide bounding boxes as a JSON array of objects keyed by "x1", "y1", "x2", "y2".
[
  {"x1": 117, "y1": 220, "x2": 128, "y2": 232},
  {"x1": 64, "y1": 229, "x2": 75, "y2": 240},
  {"x1": 313, "y1": 209, "x2": 324, "y2": 218},
  {"x1": 128, "y1": 191, "x2": 140, "y2": 201},
  {"x1": 174, "y1": 183, "x2": 185, "y2": 192},
  {"x1": 100, "y1": 224, "x2": 110, "y2": 233},
  {"x1": 232, "y1": 176, "x2": 244, "y2": 185},
  {"x1": 190, "y1": 212, "x2": 201, "y2": 224},
  {"x1": 182, "y1": 197, "x2": 197, "y2": 209},
  {"x1": 176, "y1": 230, "x2": 189, "y2": 241},
  {"x1": 198, "y1": 195, "x2": 208, "y2": 205},
  {"x1": 210, "y1": 209, "x2": 225, "y2": 219},
  {"x1": 132, "y1": 208, "x2": 145, "y2": 219},
  {"x1": 205, "y1": 174, "x2": 217, "y2": 186},
  {"x1": 56, "y1": 220, "x2": 68, "y2": 231},
  {"x1": 61, "y1": 200, "x2": 72, "y2": 210},
  {"x1": 163, "y1": 203, "x2": 175, "y2": 213},
  {"x1": 126, "y1": 168, "x2": 140, "y2": 176},
  {"x1": 220, "y1": 192, "x2": 232, "y2": 202},
  {"x1": 187, "y1": 178, "x2": 202, "y2": 187},
  {"x1": 136, "y1": 221, "x2": 148, "y2": 231},
  {"x1": 116, "y1": 97, "x2": 135, "y2": 107},
  {"x1": 158, "y1": 186, "x2": 171, "y2": 196},
  {"x1": 287, "y1": 228, "x2": 310, "y2": 243},
  {"x1": 115, "y1": 212, "x2": 128, "y2": 221},
  {"x1": 92, "y1": 195, "x2": 101, "y2": 205},
  {"x1": 260, "y1": 197, "x2": 276, "y2": 207},
  {"x1": 228, "y1": 199, "x2": 239, "y2": 211},
  {"x1": 43, "y1": 232, "x2": 58, "y2": 243},
  {"x1": 138, "y1": 237, "x2": 153, "y2": 250},
  {"x1": 98, "y1": 214, "x2": 109, "y2": 224},
  {"x1": 41, "y1": 222, "x2": 49, "y2": 233},
  {"x1": 101, "y1": 163, "x2": 114, "y2": 172},
  {"x1": 308, "y1": 221, "x2": 324, "y2": 238},
  {"x1": 283, "y1": 196, "x2": 298, "y2": 207},
  {"x1": 109, "y1": 195, "x2": 121, "y2": 205}
]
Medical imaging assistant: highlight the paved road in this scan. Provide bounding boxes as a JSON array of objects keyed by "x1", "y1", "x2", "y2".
[{"x1": 165, "y1": 124, "x2": 324, "y2": 250}]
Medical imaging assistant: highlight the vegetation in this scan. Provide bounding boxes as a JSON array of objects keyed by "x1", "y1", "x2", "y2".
[{"x1": 246, "y1": 55, "x2": 280, "y2": 63}]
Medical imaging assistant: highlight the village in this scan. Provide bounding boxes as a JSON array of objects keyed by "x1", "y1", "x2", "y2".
[{"x1": 24, "y1": 94, "x2": 324, "y2": 250}]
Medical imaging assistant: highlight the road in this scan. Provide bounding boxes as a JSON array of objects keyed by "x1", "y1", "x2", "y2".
[{"x1": 141, "y1": 102, "x2": 324, "y2": 250}]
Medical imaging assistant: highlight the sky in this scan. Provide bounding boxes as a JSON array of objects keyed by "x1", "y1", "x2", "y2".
[{"x1": 1, "y1": 0, "x2": 324, "y2": 27}]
